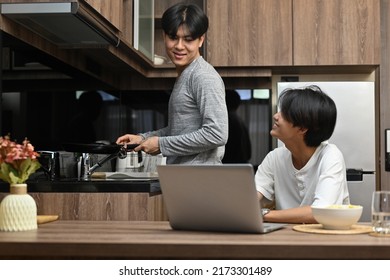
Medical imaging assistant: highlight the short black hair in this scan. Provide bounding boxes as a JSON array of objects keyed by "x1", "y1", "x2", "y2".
[
  {"x1": 278, "y1": 85, "x2": 337, "y2": 147},
  {"x1": 225, "y1": 90, "x2": 241, "y2": 111},
  {"x1": 161, "y1": 3, "x2": 208, "y2": 39}
]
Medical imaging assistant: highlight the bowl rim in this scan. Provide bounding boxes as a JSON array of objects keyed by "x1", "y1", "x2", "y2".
[{"x1": 311, "y1": 205, "x2": 363, "y2": 210}]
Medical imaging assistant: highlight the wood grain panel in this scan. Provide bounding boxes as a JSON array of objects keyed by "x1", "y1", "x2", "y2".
[
  {"x1": 293, "y1": 0, "x2": 380, "y2": 65},
  {"x1": 121, "y1": 0, "x2": 133, "y2": 44},
  {"x1": 0, "y1": 221, "x2": 389, "y2": 259},
  {"x1": 379, "y1": 0, "x2": 390, "y2": 191},
  {"x1": 84, "y1": 0, "x2": 123, "y2": 30},
  {"x1": 29, "y1": 192, "x2": 168, "y2": 221},
  {"x1": 206, "y1": 0, "x2": 293, "y2": 67},
  {"x1": 154, "y1": 0, "x2": 204, "y2": 18},
  {"x1": 0, "y1": 191, "x2": 169, "y2": 221}
]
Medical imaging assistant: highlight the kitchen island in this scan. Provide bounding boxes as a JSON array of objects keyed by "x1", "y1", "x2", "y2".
[
  {"x1": 0, "y1": 221, "x2": 388, "y2": 259},
  {"x1": 0, "y1": 179, "x2": 167, "y2": 221}
]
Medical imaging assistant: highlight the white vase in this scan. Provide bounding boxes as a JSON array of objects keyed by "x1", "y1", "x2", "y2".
[{"x1": 0, "y1": 183, "x2": 37, "y2": 231}]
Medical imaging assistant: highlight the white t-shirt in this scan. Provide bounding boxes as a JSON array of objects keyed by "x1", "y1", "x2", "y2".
[{"x1": 255, "y1": 142, "x2": 350, "y2": 210}]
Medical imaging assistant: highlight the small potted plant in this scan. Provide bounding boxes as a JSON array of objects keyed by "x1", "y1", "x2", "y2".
[{"x1": 0, "y1": 135, "x2": 41, "y2": 231}]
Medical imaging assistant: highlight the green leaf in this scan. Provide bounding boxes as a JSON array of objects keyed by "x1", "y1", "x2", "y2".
[
  {"x1": 0, "y1": 162, "x2": 14, "y2": 184},
  {"x1": 0, "y1": 159, "x2": 41, "y2": 184},
  {"x1": 19, "y1": 158, "x2": 41, "y2": 183}
]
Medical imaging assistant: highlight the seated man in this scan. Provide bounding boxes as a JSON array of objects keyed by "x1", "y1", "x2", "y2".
[{"x1": 256, "y1": 85, "x2": 350, "y2": 224}]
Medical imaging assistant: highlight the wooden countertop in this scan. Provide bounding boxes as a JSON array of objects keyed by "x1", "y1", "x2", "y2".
[
  {"x1": 0, "y1": 179, "x2": 161, "y2": 193},
  {"x1": 0, "y1": 221, "x2": 388, "y2": 259}
]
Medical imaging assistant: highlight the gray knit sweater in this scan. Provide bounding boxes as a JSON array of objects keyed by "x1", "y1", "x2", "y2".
[{"x1": 141, "y1": 56, "x2": 228, "y2": 164}]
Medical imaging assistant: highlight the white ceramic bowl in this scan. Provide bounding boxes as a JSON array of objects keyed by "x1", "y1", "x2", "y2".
[
  {"x1": 154, "y1": 55, "x2": 167, "y2": 65},
  {"x1": 311, "y1": 205, "x2": 363, "y2": 230}
]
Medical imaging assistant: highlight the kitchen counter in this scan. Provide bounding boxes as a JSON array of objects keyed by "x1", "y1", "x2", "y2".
[
  {"x1": 0, "y1": 221, "x2": 388, "y2": 260},
  {"x1": 0, "y1": 179, "x2": 166, "y2": 222},
  {"x1": 0, "y1": 178, "x2": 161, "y2": 193}
]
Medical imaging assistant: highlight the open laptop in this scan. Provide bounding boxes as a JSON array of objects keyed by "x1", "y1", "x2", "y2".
[{"x1": 157, "y1": 164, "x2": 286, "y2": 233}]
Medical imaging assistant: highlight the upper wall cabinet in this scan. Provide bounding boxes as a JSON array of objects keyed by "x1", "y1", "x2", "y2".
[
  {"x1": 133, "y1": 0, "x2": 154, "y2": 61},
  {"x1": 83, "y1": 0, "x2": 133, "y2": 44},
  {"x1": 293, "y1": 0, "x2": 380, "y2": 66},
  {"x1": 206, "y1": 0, "x2": 293, "y2": 67},
  {"x1": 205, "y1": 0, "x2": 380, "y2": 68},
  {"x1": 84, "y1": 0, "x2": 123, "y2": 30}
]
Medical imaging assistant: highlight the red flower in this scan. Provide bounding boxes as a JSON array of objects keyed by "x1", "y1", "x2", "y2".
[{"x1": 0, "y1": 135, "x2": 41, "y2": 184}]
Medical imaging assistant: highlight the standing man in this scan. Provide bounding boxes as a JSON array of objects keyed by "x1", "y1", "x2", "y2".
[
  {"x1": 222, "y1": 90, "x2": 252, "y2": 163},
  {"x1": 117, "y1": 3, "x2": 228, "y2": 164}
]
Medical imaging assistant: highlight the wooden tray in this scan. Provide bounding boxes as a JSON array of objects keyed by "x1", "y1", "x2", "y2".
[
  {"x1": 293, "y1": 224, "x2": 373, "y2": 235},
  {"x1": 37, "y1": 215, "x2": 59, "y2": 225},
  {"x1": 369, "y1": 232, "x2": 390, "y2": 238}
]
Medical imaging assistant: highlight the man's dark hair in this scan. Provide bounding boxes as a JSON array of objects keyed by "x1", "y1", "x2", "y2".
[
  {"x1": 161, "y1": 3, "x2": 208, "y2": 39},
  {"x1": 279, "y1": 85, "x2": 337, "y2": 147},
  {"x1": 225, "y1": 90, "x2": 241, "y2": 111}
]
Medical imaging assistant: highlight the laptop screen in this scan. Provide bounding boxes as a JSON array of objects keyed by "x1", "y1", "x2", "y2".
[{"x1": 157, "y1": 164, "x2": 269, "y2": 233}]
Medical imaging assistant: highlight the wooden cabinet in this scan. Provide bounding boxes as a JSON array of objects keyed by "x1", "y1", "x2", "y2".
[
  {"x1": 206, "y1": 0, "x2": 293, "y2": 67},
  {"x1": 85, "y1": 0, "x2": 380, "y2": 68},
  {"x1": 293, "y1": 0, "x2": 380, "y2": 66},
  {"x1": 84, "y1": 0, "x2": 133, "y2": 44},
  {"x1": 31, "y1": 193, "x2": 168, "y2": 221},
  {"x1": 81, "y1": 0, "x2": 381, "y2": 69},
  {"x1": 84, "y1": 0, "x2": 123, "y2": 30},
  {"x1": 0, "y1": 0, "x2": 381, "y2": 90},
  {"x1": 206, "y1": 0, "x2": 379, "y2": 67},
  {"x1": 0, "y1": 192, "x2": 168, "y2": 221}
]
